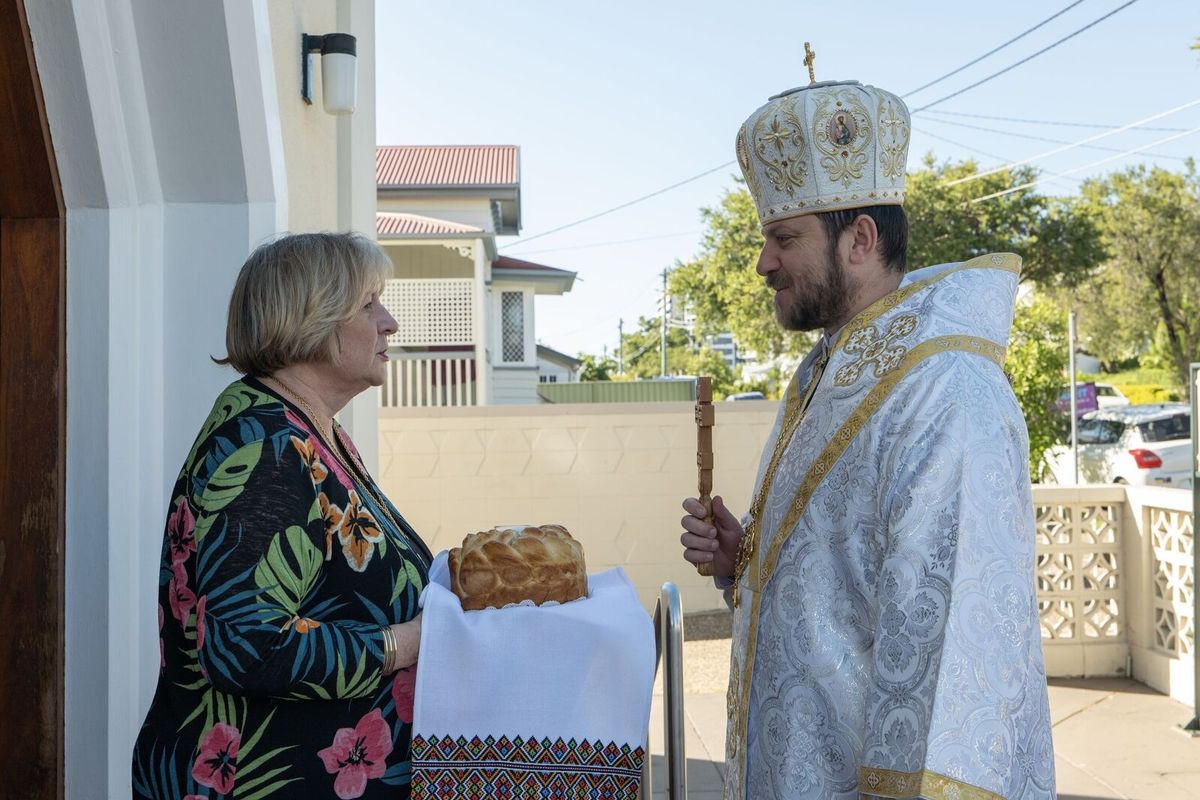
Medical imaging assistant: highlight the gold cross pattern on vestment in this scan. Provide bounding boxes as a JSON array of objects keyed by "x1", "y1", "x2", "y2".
[{"x1": 804, "y1": 42, "x2": 817, "y2": 84}]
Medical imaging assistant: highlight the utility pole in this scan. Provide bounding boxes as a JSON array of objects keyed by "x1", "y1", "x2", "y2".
[
  {"x1": 660, "y1": 268, "x2": 669, "y2": 378},
  {"x1": 618, "y1": 318, "x2": 624, "y2": 375},
  {"x1": 1069, "y1": 311, "x2": 1079, "y2": 484}
]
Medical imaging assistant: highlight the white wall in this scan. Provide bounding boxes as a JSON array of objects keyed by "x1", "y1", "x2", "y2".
[
  {"x1": 537, "y1": 358, "x2": 576, "y2": 384},
  {"x1": 492, "y1": 366, "x2": 540, "y2": 404},
  {"x1": 377, "y1": 194, "x2": 495, "y2": 231}
]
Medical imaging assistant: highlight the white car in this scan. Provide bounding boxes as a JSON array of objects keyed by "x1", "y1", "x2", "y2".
[{"x1": 1044, "y1": 404, "x2": 1194, "y2": 488}]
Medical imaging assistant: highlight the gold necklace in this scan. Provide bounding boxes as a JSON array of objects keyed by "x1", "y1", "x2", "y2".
[{"x1": 266, "y1": 375, "x2": 415, "y2": 555}]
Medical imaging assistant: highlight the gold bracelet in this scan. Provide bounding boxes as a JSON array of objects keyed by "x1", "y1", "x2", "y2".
[{"x1": 380, "y1": 625, "x2": 397, "y2": 674}]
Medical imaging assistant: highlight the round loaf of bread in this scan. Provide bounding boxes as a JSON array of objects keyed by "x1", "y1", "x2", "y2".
[{"x1": 448, "y1": 524, "x2": 587, "y2": 611}]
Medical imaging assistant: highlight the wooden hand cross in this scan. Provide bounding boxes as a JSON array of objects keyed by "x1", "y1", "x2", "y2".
[{"x1": 695, "y1": 377, "x2": 716, "y2": 577}]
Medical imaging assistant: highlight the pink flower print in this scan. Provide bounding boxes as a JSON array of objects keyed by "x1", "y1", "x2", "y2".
[
  {"x1": 167, "y1": 496, "x2": 196, "y2": 565},
  {"x1": 317, "y1": 708, "x2": 394, "y2": 799},
  {"x1": 195, "y1": 595, "x2": 208, "y2": 652},
  {"x1": 191, "y1": 722, "x2": 240, "y2": 795},
  {"x1": 168, "y1": 562, "x2": 196, "y2": 625},
  {"x1": 391, "y1": 666, "x2": 416, "y2": 724},
  {"x1": 184, "y1": 796, "x2": 207, "y2": 800},
  {"x1": 285, "y1": 409, "x2": 353, "y2": 491},
  {"x1": 158, "y1": 604, "x2": 165, "y2": 672}
]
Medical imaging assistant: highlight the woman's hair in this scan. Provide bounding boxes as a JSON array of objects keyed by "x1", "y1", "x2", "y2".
[{"x1": 215, "y1": 231, "x2": 392, "y2": 376}]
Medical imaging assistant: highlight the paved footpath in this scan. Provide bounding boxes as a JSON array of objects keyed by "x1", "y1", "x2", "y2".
[{"x1": 648, "y1": 636, "x2": 1200, "y2": 799}]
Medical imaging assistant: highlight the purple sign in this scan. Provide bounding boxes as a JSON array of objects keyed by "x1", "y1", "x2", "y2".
[{"x1": 1057, "y1": 382, "x2": 1098, "y2": 416}]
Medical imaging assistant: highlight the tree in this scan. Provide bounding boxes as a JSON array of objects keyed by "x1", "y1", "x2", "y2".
[
  {"x1": 1006, "y1": 297, "x2": 1069, "y2": 479},
  {"x1": 614, "y1": 315, "x2": 738, "y2": 396},
  {"x1": 578, "y1": 353, "x2": 617, "y2": 381},
  {"x1": 1076, "y1": 164, "x2": 1200, "y2": 388},
  {"x1": 905, "y1": 155, "x2": 1103, "y2": 287}
]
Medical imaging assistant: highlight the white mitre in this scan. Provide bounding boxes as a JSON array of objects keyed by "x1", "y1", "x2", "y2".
[{"x1": 736, "y1": 79, "x2": 911, "y2": 223}]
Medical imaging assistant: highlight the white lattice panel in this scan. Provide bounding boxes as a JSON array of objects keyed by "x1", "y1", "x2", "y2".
[
  {"x1": 1035, "y1": 503, "x2": 1123, "y2": 642},
  {"x1": 381, "y1": 279, "x2": 474, "y2": 347},
  {"x1": 1149, "y1": 506, "x2": 1194, "y2": 657}
]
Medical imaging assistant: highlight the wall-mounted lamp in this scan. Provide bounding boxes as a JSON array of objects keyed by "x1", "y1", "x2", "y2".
[{"x1": 301, "y1": 33, "x2": 357, "y2": 115}]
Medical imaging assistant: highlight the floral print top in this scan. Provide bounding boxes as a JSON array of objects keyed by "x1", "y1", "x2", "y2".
[{"x1": 133, "y1": 378, "x2": 432, "y2": 799}]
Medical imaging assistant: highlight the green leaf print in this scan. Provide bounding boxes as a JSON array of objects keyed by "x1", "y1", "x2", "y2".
[
  {"x1": 254, "y1": 526, "x2": 322, "y2": 616},
  {"x1": 389, "y1": 558, "x2": 425, "y2": 605},
  {"x1": 186, "y1": 383, "x2": 275, "y2": 474},
  {"x1": 194, "y1": 510, "x2": 216, "y2": 545},
  {"x1": 337, "y1": 653, "x2": 378, "y2": 700},
  {"x1": 198, "y1": 439, "x2": 263, "y2": 514}
]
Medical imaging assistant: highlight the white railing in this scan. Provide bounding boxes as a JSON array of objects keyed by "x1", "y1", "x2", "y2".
[
  {"x1": 380, "y1": 352, "x2": 476, "y2": 407},
  {"x1": 1033, "y1": 484, "x2": 1194, "y2": 705}
]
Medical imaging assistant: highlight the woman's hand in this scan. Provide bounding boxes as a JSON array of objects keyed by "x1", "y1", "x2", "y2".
[
  {"x1": 679, "y1": 495, "x2": 743, "y2": 579},
  {"x1": 388, "y1": 614, "x2": 422, "y2": 672}
]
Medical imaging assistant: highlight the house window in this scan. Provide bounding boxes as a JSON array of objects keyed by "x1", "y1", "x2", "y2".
[
  {"x1": 539, "y1": 375, "x2": 558, "y2": 383},
  {"x1": 500, "y1": 291, "x2": 525, "y2": 362}
]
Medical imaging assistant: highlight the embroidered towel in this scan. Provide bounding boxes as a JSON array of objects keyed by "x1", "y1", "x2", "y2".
[{"x1": 410, "y1": 550, "x2": 656, "y2": 799}]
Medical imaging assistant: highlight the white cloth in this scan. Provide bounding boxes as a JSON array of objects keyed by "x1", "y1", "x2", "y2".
[
  {"x1": 411, "y1": 551, "x2": 655, "y2": 799},
  {"x1": 725, "y1": 255, "x2": 1056, "y2": 799}
]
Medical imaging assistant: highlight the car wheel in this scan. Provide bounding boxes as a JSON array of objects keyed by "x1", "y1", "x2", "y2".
[{"x1": 1113, "y1": 477, "x2": 1127, "y2": 485}]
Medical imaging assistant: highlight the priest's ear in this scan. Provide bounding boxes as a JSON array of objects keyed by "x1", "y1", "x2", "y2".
[{"x1": 843, "y1": 214, "x2": 881, "y2": 269}]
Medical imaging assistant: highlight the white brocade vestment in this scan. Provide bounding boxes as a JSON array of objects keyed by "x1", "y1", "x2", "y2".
[{"x1": 724, "y1": 254, "x2": 1056, "y2": 799}]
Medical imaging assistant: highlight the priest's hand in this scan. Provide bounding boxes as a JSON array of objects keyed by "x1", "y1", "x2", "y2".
[{"x1": 680, "y1": 495, "x2": 742, "y2": 579}]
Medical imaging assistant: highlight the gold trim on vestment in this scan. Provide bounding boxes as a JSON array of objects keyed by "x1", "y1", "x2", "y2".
[
  {"x1": 859, "y1": 766, "x2": 1005, "y2": 800},
  {"x1": 734, "y1": 252, "x2": 1020, "y2": 603},
  {"x1": 729, "y1": 332, "x2": 1008, "y2": 794}
]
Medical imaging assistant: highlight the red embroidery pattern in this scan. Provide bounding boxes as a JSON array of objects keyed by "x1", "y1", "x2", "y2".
[{"x1": 411, "y1": 734, "x2": 645, "y2": 799}]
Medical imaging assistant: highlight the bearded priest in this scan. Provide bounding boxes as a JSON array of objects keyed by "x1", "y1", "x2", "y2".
[{"x1": 678, "y1": 57, "x2": 1056, "y2": 800}]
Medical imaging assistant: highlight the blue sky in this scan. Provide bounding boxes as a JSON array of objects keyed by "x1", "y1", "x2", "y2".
[{"x1": 377, "y1": 0, "x2": 1199, "y2": 359}]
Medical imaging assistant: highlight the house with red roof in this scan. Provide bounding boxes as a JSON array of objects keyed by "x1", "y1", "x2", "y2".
[{"x1": 376, "y1": 145, "x2": 576, "y2": 405}]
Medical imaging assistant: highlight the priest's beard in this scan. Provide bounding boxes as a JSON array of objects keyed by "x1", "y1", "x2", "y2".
[{"x1": 770, "y1": 240, "x2": 858, "y2": 332}]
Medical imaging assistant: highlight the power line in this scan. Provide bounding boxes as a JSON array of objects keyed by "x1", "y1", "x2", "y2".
[
  {"x1": 912, "y1": 126, "x2": 1011, "y2": 165},
  {"x1": 903, "y1": 0, "x2": 1087, "y2": 98},
  {"x1": 913, "y1": 126, "x2": 1083, "y2": 189},
  {"x1": 943, "y1": 98, "x2": 1200, "y2": 187},
  {"x1": 922, "y1": 115, "x2": 1189, "y2": 161},
  {"x1": 501, "y1": 162, "x2": 734, "y2": 251},
  {"x1": 922, "y1": 108, "x2": 1190, "y2": 132},
  {"x1": 969, "y1": 125, "x2": 1200, "y2": 203},
  {"x1": 909, "y1": 0, "x2": 1142, "y2": 114}
]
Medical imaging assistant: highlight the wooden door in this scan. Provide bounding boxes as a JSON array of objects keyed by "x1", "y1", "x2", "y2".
[{"x1": 0, "y1": 0, "x2": 66, "y2": 796}]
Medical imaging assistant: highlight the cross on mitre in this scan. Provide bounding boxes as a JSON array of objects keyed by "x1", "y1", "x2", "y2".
[{"x1": 804, "y1": 42, "x2": 817, "y2": 83}]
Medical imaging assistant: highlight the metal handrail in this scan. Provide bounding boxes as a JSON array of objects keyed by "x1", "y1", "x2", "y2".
[{"x1": 643, "y1": 582, "x2": 686, "y2": 800}]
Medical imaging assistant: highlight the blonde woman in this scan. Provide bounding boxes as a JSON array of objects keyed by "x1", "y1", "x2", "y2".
[{"x1": 134, "y1": 232, "x2": 431, "y2": 800}]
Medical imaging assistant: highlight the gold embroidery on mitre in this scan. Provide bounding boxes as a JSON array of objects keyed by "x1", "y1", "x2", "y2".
[
  {"x1": 877, "y1": 94, "x2": 910, "y2": 183},
  {"x1": 834, "y1": 313, "x2": 919, "y2": 386},
  {"x1": 750, "y1": 96, "x2": 809, "y2": 197},
  {"x1": 813, "y1": 89, "x2": 873, "y2": 187}
]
